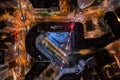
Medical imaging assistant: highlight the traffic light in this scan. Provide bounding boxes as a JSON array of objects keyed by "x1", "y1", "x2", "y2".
[{"x1": 0, "y1": 50, "x2": 4, "y2": 64}]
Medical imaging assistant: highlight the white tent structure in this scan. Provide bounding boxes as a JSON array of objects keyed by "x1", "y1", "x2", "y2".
[{"x1": 78, "y1": 0, "x2": 95, "y2": 9}]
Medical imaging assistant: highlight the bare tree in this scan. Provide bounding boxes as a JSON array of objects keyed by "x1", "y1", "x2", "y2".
[{"x1": 107, "y1": 40, "x2": 120, "y2": 68}]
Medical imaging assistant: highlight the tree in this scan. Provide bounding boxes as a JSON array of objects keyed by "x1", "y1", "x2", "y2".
[
  {"x1": 108, "y1": 40, "x2": 120, "y2": 68},
  {"x1": 45, "y1": 68, "x2": 54, "y2": 78},
  {"x1": 85, "y1": 19, "x2": 95, "y2": 31},
  {"x1": 59, "y1": 0, "x2": 71, "y2": 15}
]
